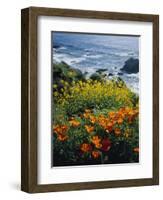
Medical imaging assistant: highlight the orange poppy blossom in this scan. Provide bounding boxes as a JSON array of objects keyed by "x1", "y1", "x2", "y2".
[
  {"x1": 91, "y1": 136, "x2": 102, "y2": 149},
  {"x1": 92, "y1": 150, "x2": 100, "y2": 159},
  {"x1": 124, "y1": 107, "x2": 131, "y2": 114},
  {"x1": 97, "y1": 115, "x2": 108, "y2": 129},
  {"x1": 85, "y1": 125, "x2": 94, "y2": 133},
  {"x1": 125, "y1": 107, "x2": 138, "y2": 116},
  {"x1": 107, "y1": 107, "x2": 139, "y2": 126},
  {"x1": 114, "y1": 127, "x2": 121, "y2": 136},
  {"x1": 53, "y1": 124, "x2": 69, "y2": 141},
  {"x1": 117, "y1": 117, "x2": 123, "y2": 125},
  {"x1": 80, "y1": 143, "x2": 92, "y2": 152},
  {"x1": 108, "y1": 111, "x2": 116, "y2": 119},
  {"x1": 97, "y1": 114, "x2": 117, "y2": 133},
  {"x1": 108, "y1": 110, "x2": 125, "y2": 125},
  {"x1": 89, "y1": 115, "x2": 96, "y2": 124},
  {"x1": 57, "y1": 134, "x2": 68, "y2": 141},
  {"x1": 133, "y1": 147, "x2": 139, "y2": 153},
  {"x1": 118, "y1": 107, "x2": 126, "y2": 115},
  {"x1": 98, "y1": 114, "x2": 105, "y2": 121},
  {"x1": 98, "y1": 119, "x2": 107, "y2": 128},
  {"x1": 69, "y1": 119, "x2": 80, "y2": 127},
  {"x1": 53, "y1": 124, "x2": 68, "y2": 135},
  {"x1": 83, "y1": 112, "x2": 90, "y2": 119},
  {"x1": 127, "y1": 108, "x2": 139, "y2": 123},
  {"x1": 105, "y1": 121, "x2": 113, "y2": 133}
]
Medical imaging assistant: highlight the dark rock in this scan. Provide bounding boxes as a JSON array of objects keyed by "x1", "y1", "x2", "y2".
[
  {"x1": 118, "y1": 72, "x2": 123, "y2": 76},
  {"x1": 120, "y1": 57, "x2": 139, "y2": 74},
  {"x1": 96, "y1": 68, "x2": 108, "y2": 74},
  {"x1": 53, "y1": 44, "x2": 60, "y2": 49},
  {"x1": 108, "y1": 73, "x2": 113, "y2": 76},
  {"x1": 90, "y1": 73, "x2": 102, "y2": 81}
]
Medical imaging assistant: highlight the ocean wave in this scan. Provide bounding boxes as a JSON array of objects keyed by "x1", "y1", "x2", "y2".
[
  {"x1": 126, "y1": 73, "x2": 139, "y2": 77},
  {"x1": 53, "y1": 53, "x2": 86, "y2": 66},
  {"x1": 83, "y1": 54, "x2": 103, "y2": 59},
  {"x1": 113, "y1": 52, "x2": 129, "y2": 57}
]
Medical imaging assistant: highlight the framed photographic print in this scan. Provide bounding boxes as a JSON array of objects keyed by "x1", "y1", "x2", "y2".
[{"x1": 21, "y1": 7, "x2": 159, "y2": 193}]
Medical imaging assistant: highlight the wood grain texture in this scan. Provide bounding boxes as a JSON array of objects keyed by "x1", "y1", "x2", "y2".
[
  {"x1": 21, "y1": 8, "x2": 30, "y2": 192},
  {"x1": 27, "y1": 6, "x2": 157, "y2": 21},
  {"x1": 152, "y1": 15, "x2": 159, "y2": 185},
  {"x1": 21, "y1": 7, "x2": 38, "y2": 193},
  {"x1": 21, "y1": 7, "x2": 159, "y2": 193}
]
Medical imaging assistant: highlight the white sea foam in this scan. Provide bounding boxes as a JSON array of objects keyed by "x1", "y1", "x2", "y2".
[
  {"x1": 126, "y1": 73, "x2": 139, "y2": 77},
  {"x1": 53, "y1": 53, "x2": 86, "y2": 66},
  {"x1": 113, "y1": 52, "x2": 129, "y2": 57},
  {"x1": 84, "y1": 54, "x2": 102, "y2": 59}
]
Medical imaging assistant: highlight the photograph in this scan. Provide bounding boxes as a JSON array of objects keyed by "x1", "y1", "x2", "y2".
[{"x1": 52, "y1": 32, "x2": 139, "y2": 167}]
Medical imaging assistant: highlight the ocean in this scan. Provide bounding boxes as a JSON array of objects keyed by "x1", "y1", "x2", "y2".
[{"x1": 52, "y1": 32, "x2": 139, "y2": 93}]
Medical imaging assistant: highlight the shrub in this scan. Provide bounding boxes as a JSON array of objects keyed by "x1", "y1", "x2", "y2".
[{"x1": 53, "y1": 78, "x2": 138, "y2": 116}]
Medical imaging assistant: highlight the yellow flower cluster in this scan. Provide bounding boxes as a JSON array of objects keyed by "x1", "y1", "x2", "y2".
[{"x1": 54, "y1": 79, "x2": 135, "y2": 108}]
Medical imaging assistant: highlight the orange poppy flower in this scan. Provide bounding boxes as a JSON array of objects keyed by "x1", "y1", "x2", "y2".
[
  {"x1": 89, "y1": 115, "x2": 96, "y2": 124},
  {"x1": 125, "y1": 107, "x2": 131, "y2": 114},
  {"x1": 117, "y1": 117, "x2": 123, "y2": 125},
  {"x1": 114, "y1": 128, "x2": 121, "y2": 136},
  {"x1": 98, "y1": 120, "x2": 106, "y2": 128},
  {"x1": 53, "y1": 125, "x2": 69, "y2": 141},
  {"x1": 118, "y1": 107, "x2": 126, "y2": 114},
  {"x1": 95, "y1": 143, "x2": 102, "y2": 149},
  {"x1": 58, "y1": 134, "x2": 68, "y2": 141},
  {"x1": 105, "y1": 122, "x2": 113, "y2": 133},
  {"x1": 69, "y1": 119, "x2": 80, "y2": 127},
  {"x1": 128, "y1": 110, "x2": 135, "y2": 116},
  {"x1": 61, "y1": 125, "x2": 68, "y2": 132},
  {"x1": 98, "y1": 114, "x2": 105, "y2": 120},
  {"x1": 85, "y1": 125, "x2": 94, "y2": 133},
  {"x1": 53, "y1": 125, "x2": 60, "y2": 134},
  {"x1": 108, "y1": 111, "x2": 116, "y2": 119},
  {"x1": 80, "y1": 143, "x2": 92, "y2": 152},
  {"x1": 98, "y1": 115, "x2": 107, "y2": 128},
  {"x1": 83, "y1": 112, "x2": 90, "y2": 119},
  {"x1": 91, "y1": 136, "x2": 102, "y2": 149},
  {"x1": 53, "y1": 125, "x2": 68, "y2": 135},
  {"x1": 133, "y1": 147, "x2": 139, "y2": 153},
  {"x1": 92, "y1": 151, "x2": 100, "y2": 159}
]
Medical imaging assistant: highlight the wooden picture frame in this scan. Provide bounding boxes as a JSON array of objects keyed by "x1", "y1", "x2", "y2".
[{"x1": 21, "y1": 7, "x2": 159, "y2": 193}]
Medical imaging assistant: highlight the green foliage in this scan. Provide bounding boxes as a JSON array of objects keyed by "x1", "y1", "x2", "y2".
[{"x1": 53, "y1": 61, "x2": 85, "y2": 86}]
